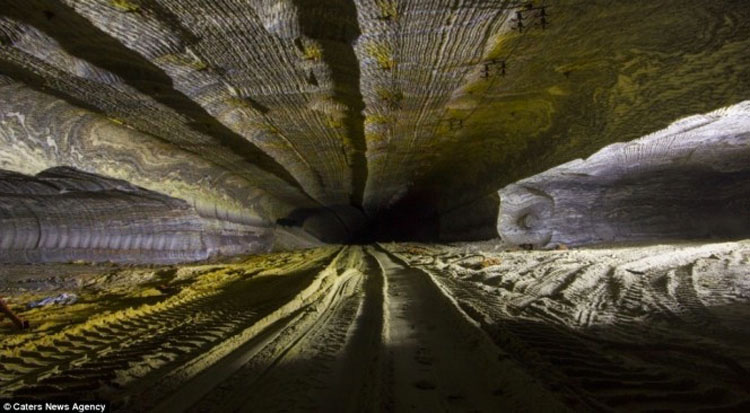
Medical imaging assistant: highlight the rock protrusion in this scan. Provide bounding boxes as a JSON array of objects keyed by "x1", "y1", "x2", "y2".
[
  {"x1": 0, "y1": 167, "x2": 273, "y2": 264},
  {"x1": 498, "y1": 102, "x2": 750, "y2": 248}
]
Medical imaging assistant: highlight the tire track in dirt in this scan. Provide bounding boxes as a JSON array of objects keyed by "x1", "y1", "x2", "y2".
[
  {"x1": 371, "y1": 246, "x2": 566, "y2": 412},
  {"x1": 0, "y1": 248, "x2": 341, "y2": 407},
  {"x1": 387, "y1": 242, "x2": 750, "y2": 411},
  {"x1": 183, "y1": 246, "x2": 380, "y2": 412}
]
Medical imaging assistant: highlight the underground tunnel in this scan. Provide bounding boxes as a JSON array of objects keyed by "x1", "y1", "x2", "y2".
[{"x1": 1, "y1": 0, "x2": 750, "y2": 411}]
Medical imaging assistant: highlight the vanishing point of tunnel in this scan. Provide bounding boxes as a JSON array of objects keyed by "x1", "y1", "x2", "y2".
[{"x1": 1, "y1": 1, "x2": 750, "y2": 412}]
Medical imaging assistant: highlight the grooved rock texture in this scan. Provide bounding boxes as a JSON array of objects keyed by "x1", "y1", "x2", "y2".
[
  {"x1": 0, "y1": 167, "x2": 273, "y2": 264},
  {"x1": 498, "y1": 102, "x2": 750, "y2": 248},
  {"x1": 0, "y1": 82, "x2": 308, "y2": 227},
  {"x1": 368, "y1": 0, "x2": 750, "y2": 220},
  {"x1": 0, "y1": 0, "x2": 749, "y2": 245}
]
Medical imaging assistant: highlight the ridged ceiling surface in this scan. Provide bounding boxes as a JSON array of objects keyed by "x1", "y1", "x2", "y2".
[{"x1": 1, "y1": 0, "x2": 749, "y2": 239}]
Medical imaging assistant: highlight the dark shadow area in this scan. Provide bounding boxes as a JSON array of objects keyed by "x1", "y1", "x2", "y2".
[
  {"x1": 356, "y1": 189, "x2": 441, "y2": 243},
  {"x1": 277, "y1": 204, "x2": 368, "y2": 244},
  {"x1": 352, "y1": 191, "x2": 498, "y2": 244},
  {"x1": 437, "y1": 193, "x2": 500, "y2": 242}
]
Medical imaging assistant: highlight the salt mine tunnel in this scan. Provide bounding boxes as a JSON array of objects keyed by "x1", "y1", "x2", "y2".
[{"x1": 1, "y1": 0, "x2": 750, "y2": 411}]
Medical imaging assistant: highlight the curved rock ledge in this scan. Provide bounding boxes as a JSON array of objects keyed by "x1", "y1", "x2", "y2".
[
  {"x1": 498, "y1": 102, "x2": 750, "y2": 248},
  {"x1": 0, "y1": 167, "x2": 273, "y2": 264}
]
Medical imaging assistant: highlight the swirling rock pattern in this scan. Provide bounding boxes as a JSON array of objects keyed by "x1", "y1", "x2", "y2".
[
  {"x1": 498, "y1": 102, "x2": 750, "y2": 248},
  {"x1": 0, "y1": 167, "x2": 273, "y2": 264},
  {"x1": 0, "y1": 82, "x2": 309, "y2": 226},
  {"x1": 0, "y1": 0, "x2": 749, "y2": 243}
]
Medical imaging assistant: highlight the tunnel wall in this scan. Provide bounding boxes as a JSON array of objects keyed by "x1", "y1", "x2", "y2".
[
  {"x1": 498, "y1": 101, "x2": 750, "y2": 248},
  {"x1": 0, "y1": 81, "x2": 309, "y2": 228},
  {"x1": 0, "y1": 167, "x2": 274, "y2": 264}
]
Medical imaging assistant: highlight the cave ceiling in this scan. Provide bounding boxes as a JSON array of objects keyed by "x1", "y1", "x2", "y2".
[{"x1": 1, "y1": 0, "x2": 748, "y2": 234}]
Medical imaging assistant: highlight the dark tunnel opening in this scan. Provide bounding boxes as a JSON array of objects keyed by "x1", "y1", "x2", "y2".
[{"x1": 354, "y1": 190, "x2": 441, "y2": 243}]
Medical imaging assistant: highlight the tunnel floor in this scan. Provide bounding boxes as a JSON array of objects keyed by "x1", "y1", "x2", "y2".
[{"x1": 2, "y1": 241, "x2": 750, "y2": 411}]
